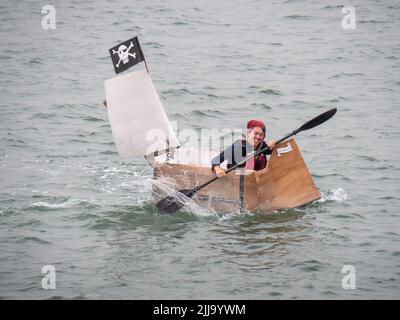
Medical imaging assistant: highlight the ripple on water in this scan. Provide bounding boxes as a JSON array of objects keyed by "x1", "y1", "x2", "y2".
[
  {"x1": 16, "y1": 236, "x2": 51, "y2": 245},
  {"x1": 1, "y1": 0, "x2": 399, "y2": 300}
]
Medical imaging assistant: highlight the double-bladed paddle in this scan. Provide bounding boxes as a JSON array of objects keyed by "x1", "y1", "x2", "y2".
[{"x1": 156, "y1": 108, "x2": 337, "y2": 214}]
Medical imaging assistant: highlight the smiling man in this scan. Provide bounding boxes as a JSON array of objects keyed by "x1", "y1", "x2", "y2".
[{"x1": 211, "y1": 119, "x2": 276, "y2": 178}]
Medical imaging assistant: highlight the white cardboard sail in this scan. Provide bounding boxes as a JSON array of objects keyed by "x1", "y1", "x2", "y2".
[{"x1": 104, "y1": 69, "x2": 178, "y2": 158}]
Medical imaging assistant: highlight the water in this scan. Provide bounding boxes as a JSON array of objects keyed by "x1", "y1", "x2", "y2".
[{"x1": 1, "y1": 0, "x2": 399, "y2": 299}]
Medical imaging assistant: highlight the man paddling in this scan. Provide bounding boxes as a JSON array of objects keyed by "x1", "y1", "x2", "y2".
[{"x1": 211, "y1": 120, "x2": 276, "y2": 178}]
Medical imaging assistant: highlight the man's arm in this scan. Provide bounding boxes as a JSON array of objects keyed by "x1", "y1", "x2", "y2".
[
  {"x1": 211, "y1": 143, "x2": 235, "y2": 178},
  {"x1": 262, "y1": 140, "x2": 275, "y2": 155}
]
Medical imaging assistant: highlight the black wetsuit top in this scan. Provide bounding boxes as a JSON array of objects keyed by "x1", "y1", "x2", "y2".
[{"x1": 211, "y1": 139, "x2": 272, "y2": 171}]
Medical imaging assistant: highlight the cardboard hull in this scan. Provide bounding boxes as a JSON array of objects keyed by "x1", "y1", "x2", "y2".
[{"x1": 153, "y1": 139, "x2": 320, "y2": 214}]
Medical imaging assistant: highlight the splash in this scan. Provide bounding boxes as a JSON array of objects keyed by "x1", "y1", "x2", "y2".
[
  {"x1": 318, "y1": 188, "x2": 348, "y2": 202},
  {"x1": 149, "y1": 177, "x2": 221, "y2": 217},
  {"x1": 148, "y1": 173, "x2": 251, "y2": 218}
]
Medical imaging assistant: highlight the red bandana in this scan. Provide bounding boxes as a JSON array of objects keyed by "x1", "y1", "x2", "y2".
[{"x1": 247, "y1": 119, "x2": 266, "y2": 132}]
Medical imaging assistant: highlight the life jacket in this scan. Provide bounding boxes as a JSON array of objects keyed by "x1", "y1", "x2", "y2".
[
  {"x1": 218, "y1": 139, "x2": 270, "y2": 171},
  {"x1": 244, "y1": 153, "x2": 266, "y2": 170}
]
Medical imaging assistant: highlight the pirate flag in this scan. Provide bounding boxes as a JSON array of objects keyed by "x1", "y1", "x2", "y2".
[{"x1": 109, "y1": 36, "x2": 145, "y2": 74}]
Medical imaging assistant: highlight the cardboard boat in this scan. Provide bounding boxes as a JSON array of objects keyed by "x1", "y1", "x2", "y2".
[
  {"x1": 153, "y1": 138, "x2": 320, "y2": 213},
  {"x1": 104, "y1": 68, "x2": 320, "y2": 214}
]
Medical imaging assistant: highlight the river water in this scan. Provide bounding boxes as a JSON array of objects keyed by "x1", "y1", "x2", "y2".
[{"x1": 0, "y1": 0, "x2": 399, "y2": 299}]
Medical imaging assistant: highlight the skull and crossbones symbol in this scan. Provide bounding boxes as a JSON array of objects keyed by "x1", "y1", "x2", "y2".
[{"x1": 112, "y1": 41, "x2": 136, "y2": 68}]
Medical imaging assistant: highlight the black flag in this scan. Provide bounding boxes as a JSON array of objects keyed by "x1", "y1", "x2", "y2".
[{"x1": 109, "y1": 36, "x2": 145, "y2": 74}]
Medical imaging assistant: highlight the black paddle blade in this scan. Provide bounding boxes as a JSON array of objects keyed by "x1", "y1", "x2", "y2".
[
  {"x1": 298, "y1": 108, "x2": 337, "y2": 132},
  {"x1": 156, "y1": 195, "x2": 185, "y2": 214},
  {"x1": 156, "y1": 189, "x2": 194, "y2": 214}
]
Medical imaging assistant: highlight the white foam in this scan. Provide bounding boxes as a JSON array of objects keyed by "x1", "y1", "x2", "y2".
[
  {"x1": 318, "y1": 188, "x2": 348, "y2": 203},
  {"x1": 30, "y1": 198, "x2": 83, "y2": 209}
]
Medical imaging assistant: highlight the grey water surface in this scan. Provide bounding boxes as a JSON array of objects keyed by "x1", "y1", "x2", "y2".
[{"x1": 0, "y1": 0, "x2": 399, "y2": 299}]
